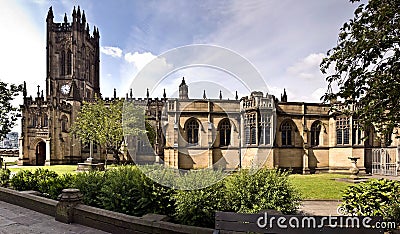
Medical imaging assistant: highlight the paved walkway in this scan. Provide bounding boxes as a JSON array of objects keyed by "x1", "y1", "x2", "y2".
[
  {"x1": 0, "y1": 201, "x2": 109, "y2": 234},
  {"x1": 299, "y1": 200, "x2": 342, "y2": 216}
]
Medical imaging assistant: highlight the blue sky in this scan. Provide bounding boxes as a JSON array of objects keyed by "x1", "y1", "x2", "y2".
[{"x1": 0, "y1": 0, "x2": 361, "y2": 104}]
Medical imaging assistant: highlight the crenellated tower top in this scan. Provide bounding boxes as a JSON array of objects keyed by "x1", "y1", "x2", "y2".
[
  {"x1": 46, "y1": 6, "x2": 99, "y2": 41},
  {"x1": 45, "y1": 6, "x2": 100, "y2": 102}
]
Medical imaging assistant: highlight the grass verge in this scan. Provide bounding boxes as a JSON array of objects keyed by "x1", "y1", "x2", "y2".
[
  {"x1": 289, "y1": 173, "x2": 352, "y2": 200},
  {"x1": 8, "y1": 165, "x2": 78, "y2": 175}
]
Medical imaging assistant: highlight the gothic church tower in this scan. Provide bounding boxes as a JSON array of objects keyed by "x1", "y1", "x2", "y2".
[
  {"x1": 19, "y1": 6, "x2": 100, "y2": 165},
  {"x1": 46, "y1": 6, "x2": 100, "y2": 101}
]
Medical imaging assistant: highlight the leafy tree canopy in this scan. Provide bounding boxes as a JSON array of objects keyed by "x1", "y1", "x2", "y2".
[
  {"x1": 70, "y1": 98, "x2": 147, "y2": 162},
  {"x1": 0, "y1": 81, "x2": 22, "y2": 140},
  {"x1": 321, "y1": 0, "x2": 400, "y2": 139}
]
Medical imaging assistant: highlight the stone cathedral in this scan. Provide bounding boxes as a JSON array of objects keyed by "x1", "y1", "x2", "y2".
[{"x1": 18, "y1": 7, "x2": 399, "y2": 175}]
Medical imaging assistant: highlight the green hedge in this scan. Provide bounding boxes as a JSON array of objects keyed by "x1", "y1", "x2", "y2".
[
  {"x1": 10, "y1": 168, "x2": 74, "y2": 199},
  {"x1": 225, "y1": 168, "x2": 301, "y2": 214},
  {"x1": 7, "y1": 166, "x2": 302, "y2": 228},
  {"x1": 73, "y1": 170, "x2": 106, "y2": 207},
  {"x1": 98, "y1": 166, "x2": 174, "y2": 216},
  {"x1": 172, "y1": 168, "x2": 302, "y2": 227}
]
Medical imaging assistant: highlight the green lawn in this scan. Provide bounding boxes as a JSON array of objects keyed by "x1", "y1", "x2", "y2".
[
  {"x1": 8, "y1": 165, "x2": 78, "y2": 175},
  {"x1": 289, "y1": 173, "x2": 353, "y2": 200}
]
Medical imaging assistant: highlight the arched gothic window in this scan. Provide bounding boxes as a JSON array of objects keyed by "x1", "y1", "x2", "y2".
[
  {"x1": 187, "y1": 119, "x2": 199, "y2": 145},
  {"x1": 260, "y1": 114, "x2": 271, "y2": 145},
  {"x1": 245, "y1": 113, "x2": 257, "y2": 145},
  {"x1": 219, "y1": 119, "x2": 231, "y2": 147},
  {"x1": 310, "y1": 121, "x2": 321, "y2": 146},
  {"x1": 336, "y1": 117, "x2": 350, "y2": 145},
  {"x1": 281, "y1": 121, "x2": 293, "y2": 146}
]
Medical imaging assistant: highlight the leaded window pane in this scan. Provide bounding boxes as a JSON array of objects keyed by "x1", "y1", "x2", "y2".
[{"x1": 187, "y1": 120, "x2": 199, "y2": 144}]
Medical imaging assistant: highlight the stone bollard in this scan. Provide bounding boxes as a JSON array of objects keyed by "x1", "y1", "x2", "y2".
[{"x1": 55, "y1": 188, "x2": 82, "y2": 224}]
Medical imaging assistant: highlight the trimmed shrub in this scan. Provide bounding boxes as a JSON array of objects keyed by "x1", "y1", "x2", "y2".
[
  {"x1": 73, "y1": 170, "x2": 106, "y2": 207},
  {"x1": 10, "y1": 170, "x2": 36, "y2": 191},
  {"x1": 138, "y1": 164, "x2": 180, "y2": 189},
  {"x1": 10, "y1": 168, "x2": 62, "y2": 195},
  {"x1": 99, "y1": 166, "x2": 174, "y2": 216},
  {"x1": 38, "y1": 173, "x2": 75, "y2": 200},
  {"x1": 34, "y1": 168, "x2": 58, "y2": 190},
  {"x1": 225, "y1": 169, "x2": 302, "y2": 214},
  {"x1": 0, "y1": 168, "x2": 10, "y2": 187},
  {"x1": 340, "y1": 179, "x2": 400, "y2": 225},
  {"x1": 173, "y1": 180, "x2": 226, "y2": 228},
  {"x1": 175, "y1": 168, "x2": 226, "y2": 190},
  {"x1": 173, "y1": 169, "x2": 302, "y2": 228}
]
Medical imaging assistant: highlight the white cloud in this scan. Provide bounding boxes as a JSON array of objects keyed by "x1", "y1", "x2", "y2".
[
  {"x1": 294, "y1": 88, "x2": 327, "y2": 103},
  {"x1": 287, "y1": 53, "x2": 325, "y2": 80},
  {"x1": 311, "y1": 87, "x2": 326, "y2": 102},
  {"x1": 124, "y1": 51, "x2": 157, "y2": 70},
  {"x1": 266, "y1": 85, "x2": 282, "y2": 98},
  {"x1": 100, "y1": 46, "x2": 122, "y2": 58},
  {"x1": 116, "y1": 51, "x2": 173, "y2": 97}
]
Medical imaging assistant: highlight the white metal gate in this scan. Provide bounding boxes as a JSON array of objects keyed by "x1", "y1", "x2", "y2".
[{"x1": 372, "y1": 148, "x2": 398, "y2": 176}]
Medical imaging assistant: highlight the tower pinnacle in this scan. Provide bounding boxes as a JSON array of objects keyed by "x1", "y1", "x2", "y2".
[
  {"x1": 281, "y1": 88, "x2": 288, "y2": 102},
  {"x1": 179, "y1": 77, "x2": 188, "y2": 99},
  {"x1": 77, "y1": 6, "x2": 81, "y2": 18},
  {"x1": 46, "y1": 7, "x2": 54, "y2": 21},
  {"x1": 82, "y1": 10, "x2": 86, "y2": 25}
]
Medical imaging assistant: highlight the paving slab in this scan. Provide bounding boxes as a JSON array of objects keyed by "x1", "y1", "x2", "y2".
[
  {"x1": 370, "y1": 174, "x2": 400, "y2": 181},
  {"x1": 0, "y1": 217, "x2": 17, "y2": 227},
  {"x1": 0, "y1": 201, "x2": 109, "y2": 233},
  {"x1": 299, "y1": 200, "x2": 342, "y2": 216}
]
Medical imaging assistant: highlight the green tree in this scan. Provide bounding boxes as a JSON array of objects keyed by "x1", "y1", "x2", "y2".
[
  {"x1": 70, "y1": 98, "x2": 146, "y2": 163},
  {"x1": 0, "y1": 81, "x2": 22, "y2": 141},
  {"x1": 321, "y1": 0, "x2": 400, "y2": 138}
]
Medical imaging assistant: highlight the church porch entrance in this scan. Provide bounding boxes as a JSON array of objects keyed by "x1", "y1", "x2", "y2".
[{"x1": 36, "y1": 141, "x2": 46, "y2": 166}]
